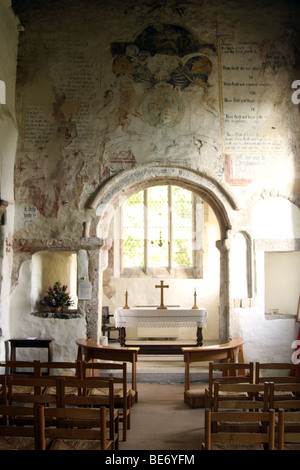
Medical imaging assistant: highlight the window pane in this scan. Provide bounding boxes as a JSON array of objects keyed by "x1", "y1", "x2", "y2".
[
  {"x1": 123, "y1": 191, "x2": 144, "y2": 267},
  {"x1": 148, "y1": 186, "x2": 169, "y2": 267},
  {"x1": 172, "y1": 186, "x2": 193, "y2": 267},
  {"x1": 122, "y1": 185, "x2": 194, "y2": 270}
]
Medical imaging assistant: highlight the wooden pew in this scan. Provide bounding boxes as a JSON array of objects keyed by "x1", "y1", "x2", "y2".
[
  {"x1": 182, "y1": 337, "x2": 245, "y2": 408},
  {"x1": 76, "y1": 338, "x2": 139, "y2": 403}
]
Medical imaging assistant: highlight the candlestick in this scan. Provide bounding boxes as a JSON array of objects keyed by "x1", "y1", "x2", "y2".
[
  {"x1": 192, "y1": 288, "x2": 199, "y2": 310},
  {"x1": 123, "y1": 289, "x2": 130, "y2": 309}
]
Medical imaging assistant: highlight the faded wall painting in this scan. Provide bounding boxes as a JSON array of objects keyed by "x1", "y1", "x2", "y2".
[
  {"x1": 108, "y1": 24, "x2": 216, "y2": 127},
  {"x1": 97, "y1": 23, "x2": 219, "y2": 178}
]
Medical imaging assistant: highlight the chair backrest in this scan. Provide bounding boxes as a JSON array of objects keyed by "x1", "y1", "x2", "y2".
[
  {"x1": 204, "y1": 408, "x2": 276, "y2": 450},
  {"x1": 42, "y1": 405, "x2": 113, "y2": 450},
  {"x1": 102, "y1": 306, "x2": 113, "y2": 322},
  {"x1": 255, "y1": 362, "x2": 300, "y2": 383},
  {"x1": 60, "y1": 375, "x2": 115, "y2": 408},
  {"x1": 213, "y1": 381, "x2": 270, "y2": 412},
  {"x1": 277, "y1": 408, "x2": 300, "y2": 450},
  {"x1": 82, "y1": 361, "x2": 128, "y2": 403},
  {"x1": 209, "y1": 362, "x2": 254, "y2": 380},
  {"x1": 36, "y1": 360, "x2": 82, "y2": 378},
  {"x1": 0, "y1": 360, "x2": 40, "y2": 376},
  {"x1": 206, "y1": 362, "x2": 254, "y2": 408},
  {"x1": 269, "y1": 382, "x2": 300, "y2": 410},
  {"x1": 6, "y1": 375, "x2": 62, "y2": 407},
  {"x1": 0, "y1": 403, "x2": 45, "y2": 450}
]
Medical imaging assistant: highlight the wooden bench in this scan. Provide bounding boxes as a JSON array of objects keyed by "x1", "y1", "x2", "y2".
[{"x1": 182, "y1": 337, "x2": 245, "y2": 408}]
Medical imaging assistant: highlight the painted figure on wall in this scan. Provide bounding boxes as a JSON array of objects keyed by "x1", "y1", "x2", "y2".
[{"x1": 98, "y1": 24, "x2": 216, "y2": 133}]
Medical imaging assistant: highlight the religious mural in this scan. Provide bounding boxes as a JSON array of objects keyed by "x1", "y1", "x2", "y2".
[{"x1": 100, "y1": 24, "x2": 216, "y2": 130}]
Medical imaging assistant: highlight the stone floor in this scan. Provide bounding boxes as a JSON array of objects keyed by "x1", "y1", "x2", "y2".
[
  {"x1": 119, "y1": 382, "x2": 205, "y2": 450},
  {"x1": 115, "y1": 348, "x2": 208, "y2": 450}
]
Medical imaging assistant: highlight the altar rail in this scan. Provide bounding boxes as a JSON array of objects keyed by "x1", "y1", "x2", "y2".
[{"x1": 182, "y1": 337, "x2": 245, "y2": 407}]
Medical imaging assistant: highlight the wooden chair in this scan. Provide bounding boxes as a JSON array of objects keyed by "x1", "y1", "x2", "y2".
[
  {"x1": 213, "y1": 382, "x2": 270, "y2": 413},
  {"x1": 102, "y1": 306, "x2": 121, "y2": 342},
  {"x1": 255, "y1": 362, "x2": 300, "y2": 384},
  {"x1": 60, "y1": 376, "x2": 119, "y2": 450},
  {"x1": 182, "y1": 338, "x2": 245, "y2": 408},
  {"x1": 34, "y1": 361, "x2": 83, "y2": 399},
  {"x1": 6, "y1": 375, "x2": 62, "y2": 411},
  {"x1": 0, "y1": 403, "x2": 45, "y2": 450},
  {"x1": 269, "y1": 382, "x2": 300, "y2": 410},
  {"x1": 76, "y1": 339, "x2": 139, "y2": 403},
  {"x1": 203, "y1": 408, "x2": 276, "y2": 450},
  {"x1": 278, "y1": 409, "x2": 300, "y2": 450},
  {"x1": 41, "y1": 405, "x2": 113, "y2": 450},
  {"x1": 82, "y1": 361, "x2": 130, "y2": 441},
  {"x1": 204, "y1": 362, "x2": 254, "y2": 409}
]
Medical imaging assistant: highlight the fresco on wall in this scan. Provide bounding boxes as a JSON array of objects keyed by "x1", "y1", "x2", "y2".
[{"x1": 98, "y1": 24, "x2": 217, "y2": 133}]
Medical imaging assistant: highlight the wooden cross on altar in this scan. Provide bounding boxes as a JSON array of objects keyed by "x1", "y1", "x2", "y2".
[{"x1": 155, "y1": 280, "x2": 169, "y2": 309}]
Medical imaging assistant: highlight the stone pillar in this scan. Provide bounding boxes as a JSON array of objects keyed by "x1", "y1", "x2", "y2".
[
  {"x1": 84, "y1": 248, "x2": 101, "y2": 340},
  {"x1": 216, "y1": 234, "x2": 231, "y2": 343}
]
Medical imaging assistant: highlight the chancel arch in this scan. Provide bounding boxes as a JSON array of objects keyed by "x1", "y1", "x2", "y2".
[{"x1": 86, "y1": 165, "x2": 237, "y2": 343}]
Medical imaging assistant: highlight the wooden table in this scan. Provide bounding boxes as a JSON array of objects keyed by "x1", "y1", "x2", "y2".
[
  {"x1": 181, "y1": 337, "x2": 245, "y2": 406},
  {"x1": 8, "y1": 338, "x2": 54, "y2": 372},
  {"x1": 76, "y1": 339, "x2": 140, "y2": 402}
]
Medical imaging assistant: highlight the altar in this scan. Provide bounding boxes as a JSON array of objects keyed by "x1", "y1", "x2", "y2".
[{"x1": 114, "y1": 307, "x2": 208, "y2": 354}]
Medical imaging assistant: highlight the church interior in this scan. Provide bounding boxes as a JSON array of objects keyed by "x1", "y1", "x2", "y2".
[{"x1": 0, "y1": 0, "x2": 300, "y2": 451}]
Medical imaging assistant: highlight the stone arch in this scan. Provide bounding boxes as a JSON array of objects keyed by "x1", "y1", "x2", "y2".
[
  {"x1": 85, "y1": 164, "x2": 238, "y2": 238},
  {"x1": 86, "y1": 165, "x2": 238, "y2": 342}
]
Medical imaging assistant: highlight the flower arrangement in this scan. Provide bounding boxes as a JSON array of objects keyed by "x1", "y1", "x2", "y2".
[{"x1": 40, "y1": 281, "x2": 74, "y2": 311}]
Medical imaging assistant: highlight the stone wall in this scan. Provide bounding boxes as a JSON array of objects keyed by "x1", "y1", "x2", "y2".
[
  {"x1": 5, "y1": 0, "x2": 300, "y2": 362},
  {"x1": 0, "y1": 0, "x2": 20, "y2": 358}
]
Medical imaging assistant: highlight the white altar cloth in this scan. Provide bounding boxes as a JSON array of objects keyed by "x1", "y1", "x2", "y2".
[{"x1": 114, "y1": 308, "x2": 207, "y2": 329}]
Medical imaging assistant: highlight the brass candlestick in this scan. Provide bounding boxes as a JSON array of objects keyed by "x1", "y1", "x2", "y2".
[
  {"x1": 123, "y1": 290, "x2": 130, "y2": 309},
  {"x1": 192, "y1": 288, "x2": 199, "y2": 310}
]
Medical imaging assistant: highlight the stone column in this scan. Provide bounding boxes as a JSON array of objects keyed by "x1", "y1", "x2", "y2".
[
  {"x1": 216, "y1": 233, "x2": 231, "y2": 343},
  {"x1": 84, "y1": 248, "x2": 102, "y2": 340}
]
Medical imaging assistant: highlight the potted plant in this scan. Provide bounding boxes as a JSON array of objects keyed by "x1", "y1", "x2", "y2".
[{"x1": 40, "y1": 281, "x2": 74, "y2": 313}]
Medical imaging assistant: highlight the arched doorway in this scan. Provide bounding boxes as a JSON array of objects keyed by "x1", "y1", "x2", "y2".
[{"x1": 85, "y1": 165, "x2": 236, "y2": 343}]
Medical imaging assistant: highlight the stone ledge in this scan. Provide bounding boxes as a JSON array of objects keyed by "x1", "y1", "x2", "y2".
[
  {"x1": 13, "y1": 237, "x2": 103, "y2": 253},
  {"x1": 265, "y1": 313, "x2": 297, "y2": 320},
  {"x1": 31, "y1": 310, "x2": 81, "y2": 319}
]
